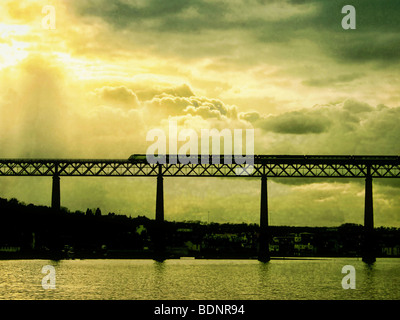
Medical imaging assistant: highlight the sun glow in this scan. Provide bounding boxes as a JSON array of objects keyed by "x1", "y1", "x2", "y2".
[
  {"x1": 0, "y1": 23, "x2": 30, "y2": 37},
  {"x1": 0, "y1": 23, "x2": 31, "y2": 68}
]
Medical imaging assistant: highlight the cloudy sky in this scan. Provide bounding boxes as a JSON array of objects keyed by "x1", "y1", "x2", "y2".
[{"x1": 1, "y1": 0, "x2": 400, "y2": 226}]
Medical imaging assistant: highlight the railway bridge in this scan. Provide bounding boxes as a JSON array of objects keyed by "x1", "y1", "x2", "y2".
[{"x1": 1, "y1": 155, "x2": 399, "y2": 263}]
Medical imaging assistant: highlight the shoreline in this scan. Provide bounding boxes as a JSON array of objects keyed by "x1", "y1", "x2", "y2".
[{"x1": 0, "y1": 255, "x2": 394, "y2": 261}]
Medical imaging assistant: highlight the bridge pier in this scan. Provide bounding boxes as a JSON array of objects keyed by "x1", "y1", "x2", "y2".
[
  {"x1": 156, "y1": 165, "x2": 164, "y2": 223},
  {"x1": 362, "y1": 167, "x2": 376, "y2": 264},
  {"x1": 51, "y1": 164, "x2": 60, "y2": 212},
  {"x1": 154, "y1": 164, "x2": 165, "y2": 261},
  {"x1": 258, "y1": 174, "x2": 270, "y2": 262}
]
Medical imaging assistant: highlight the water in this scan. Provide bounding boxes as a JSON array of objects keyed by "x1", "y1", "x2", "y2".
[{"x1": 0, "y1": 258, "x2": 399, "y2": 300}]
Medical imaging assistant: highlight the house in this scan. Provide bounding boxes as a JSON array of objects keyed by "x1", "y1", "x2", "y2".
[{"x1": 382, "y1": 245, "x2": 400, "y2": 256}]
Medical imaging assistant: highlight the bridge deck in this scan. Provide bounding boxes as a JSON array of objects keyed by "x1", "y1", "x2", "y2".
[{"x1": 0, "y1": 155, "x2": 399, "y2": 177}]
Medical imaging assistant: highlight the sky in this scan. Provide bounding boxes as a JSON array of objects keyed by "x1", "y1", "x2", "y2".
[{"x1": 0, "y1": 0, "x2": 400, "y2": 227}]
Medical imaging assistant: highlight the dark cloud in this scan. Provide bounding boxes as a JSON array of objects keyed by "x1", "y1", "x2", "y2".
[
  {"x1": 327, "y1": 32, "x2": 400, "y2": 64},
  {"x1": 257, "y1": 110, "x2": 332, "y2": 134},
  {"x1": 71, "y1": 0, "x2": 400, "y2": 65},
  {"x1": 343, "y1": 99, "x2": 373, "y2": 113},
  {"x1": 74, "y1": 0, "x2": 226, "y2": 30},
  {"x1": 302, "y1": 73, "x2": 363, "y2": 87},
  {"x1": 302, "y1": 0, "x2": 400, "y2": 64},
  {"x1": 244, "y1": 99, "x2": 400, "y2": 156},
  {"x1": 281, "y1": 0, "x2": 400, "y2": 32}
]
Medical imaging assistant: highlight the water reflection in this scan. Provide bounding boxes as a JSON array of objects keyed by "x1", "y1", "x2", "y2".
[
  {"x1": 257, "y1": 261, "x2": 271, "y2": 297},
  {"x1": 258, "y1": 261, "x2": 270, "y2": 274},
  {"x1": 154, "y1": 260, "x2": 166, "y2": 274},
  {"x1": 362, "y1": 260, "x2": 376, "y2": 298},
  {"x1": 49, "y1": 259, "x2": 61, "y2": 267},
  {"x1": 364, "y1": 261, "x2": 375, "y2": 271},
  {"x1": 152, "y1": 260, "x2": 166, "y2": 299}
]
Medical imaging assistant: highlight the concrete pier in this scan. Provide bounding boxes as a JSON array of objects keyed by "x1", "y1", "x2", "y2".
[
  {"x1": 362, "y1": 166, "x2": 376, "y2": 264},
  {"x1": 51, "y1": 164, "x2": 60, "y2": 212},
  {"x1": 154, "y1": 164, "x2": 165, "y2": 261},
  {"x1": 258, "y1": 174, "x2": 270, "y2": 262}
]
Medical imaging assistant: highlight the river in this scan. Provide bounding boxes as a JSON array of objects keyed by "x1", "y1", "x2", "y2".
[{"x1": 0, "y1": 258, "x2": 399, "y2": 300}]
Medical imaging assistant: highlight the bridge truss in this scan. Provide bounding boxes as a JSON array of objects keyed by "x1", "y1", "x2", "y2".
[{"x1": 0, "y1": 155, "x2": 399, "y2": 178}]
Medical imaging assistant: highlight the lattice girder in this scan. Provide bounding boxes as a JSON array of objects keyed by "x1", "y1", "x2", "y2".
[{"x1": 0, "y1": 156, "x2": 399, "y2": 178}]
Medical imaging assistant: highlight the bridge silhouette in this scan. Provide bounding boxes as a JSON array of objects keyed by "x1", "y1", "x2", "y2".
[{"x1": 1, "y1": 155, "x2": 400, "y2": 263}]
